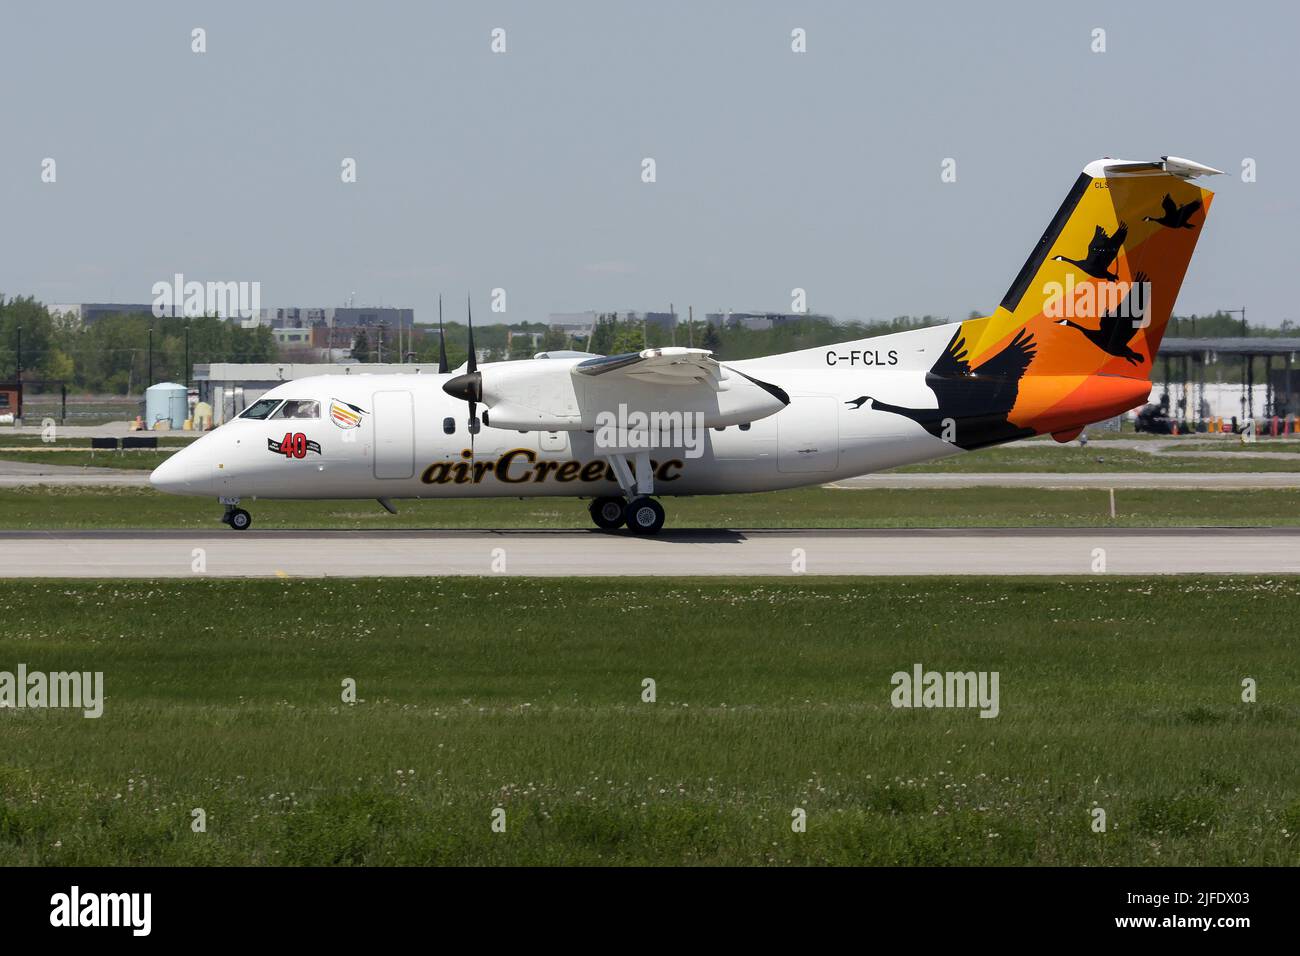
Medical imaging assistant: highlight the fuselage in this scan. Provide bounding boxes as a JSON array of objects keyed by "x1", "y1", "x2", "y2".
[
  {"x1": 149, "y1": 321, "x2": 1146, "y2": 502},
  {"x1": 149, "y1": 369, "x2": 962, "y2": 500},
  {"x1": 151, "y1": 331, "x2": 986, "y2": 501}
]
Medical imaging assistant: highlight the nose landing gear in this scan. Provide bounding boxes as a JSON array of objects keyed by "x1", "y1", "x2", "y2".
[{"x1": 220, "y1": 498, "x2": 252, "y2": 531}]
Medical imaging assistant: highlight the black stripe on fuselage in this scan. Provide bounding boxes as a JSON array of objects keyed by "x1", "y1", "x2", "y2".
[
  {"x1": 998, "y1": 172, "x2": 1092, "y2": 314},
  {"x1": 728, "y1": 368, "x2": 791, "y2": 406}
]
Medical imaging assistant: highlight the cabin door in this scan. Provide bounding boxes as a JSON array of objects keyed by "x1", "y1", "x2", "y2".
[{"x1": 372, "y1": 390, "x2": 415, "y2": 479}]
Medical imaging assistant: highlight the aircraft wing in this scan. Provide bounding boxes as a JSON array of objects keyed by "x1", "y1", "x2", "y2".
[
  {"x1": 573, "y1": 348, "x2": 723, "y2": 388},
  {"x1": 471, "y1": 349, "x2": 788, "y2": 432}
]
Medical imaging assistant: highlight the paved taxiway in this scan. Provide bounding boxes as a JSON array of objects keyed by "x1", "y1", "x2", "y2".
[
  {"x1": 0, "y1": 460, "x2": 153, "y2": 487},
  {"x1": 2, "y1": 528, "x2": 1297, "y2": 577}
]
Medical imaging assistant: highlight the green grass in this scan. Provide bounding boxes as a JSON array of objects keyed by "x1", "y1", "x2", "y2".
[
  {"x1": 19, "y1": 399, "x2": 142, "y2": 426},
  {"x1": 0, "y1": 451, "x2": 171, "y2": 470},
  {"x1": 11, "y1": 441, "x2": 1300, "y2": 479},
  {"x1": 5, "y1": 434, "x2": 1300, "y2": 485},
  {"x1": 0, "y1": 435, "x2": 196, "y2": 448},
  {"x1": 1077, "y1": 430, "x2": 1162, "y2": 440},
  {"x1": 3, "y1": 484, "x2": 1300, "y2": 530},
  {"x1": 1, "y1": 577, "x2": 1297, "y2": 865},
  {"x1": 1164, "y1": 441, "x2": 1300, "y2": 454},
  {"x1": 895, "y1": 445, "x2": 1300, "y2": 473}
]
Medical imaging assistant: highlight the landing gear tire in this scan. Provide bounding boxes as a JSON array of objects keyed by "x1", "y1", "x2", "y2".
[
  {"x1": 589, "y1": 496, "x2": 627, "y2": 530},
  {"x1": 624, "y1": 496, "x2": 665, "y2": 535},
  {"x1": 225, "y1": 508, "x2": 252, "y2": 531}
]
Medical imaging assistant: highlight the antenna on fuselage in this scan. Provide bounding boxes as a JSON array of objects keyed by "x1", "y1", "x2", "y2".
[{"x1": 437, "y1": 295, "x2": 449, "y2": 374}]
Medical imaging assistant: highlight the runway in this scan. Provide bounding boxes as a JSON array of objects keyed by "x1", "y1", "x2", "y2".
[{"x1": 3, "y1": 528, "x2": 1298, "y2": 577}]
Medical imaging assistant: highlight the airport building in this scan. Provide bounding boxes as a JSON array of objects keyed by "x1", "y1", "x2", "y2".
[
  {"x1": 547, "y1": 314, "x2": 597, "y2": 342},
  {"x1": 0, "y1": 381, "x2": 21, "y2": 420},
  {"x1": 705, "y1": 311, "x2": 828, "y2": 331},
  {"x1": 47, "y1": 302, "x2": 414, "y2": 332},
  {"x1": 547, "y1": 310, "x2": 678, "y2": 341},
  {"x1": 47, "y1": 303, "x2": 157, "y2": 325},
  {"x1": 1153, "y1": 337, "x2": 1300, "y2": 423}
]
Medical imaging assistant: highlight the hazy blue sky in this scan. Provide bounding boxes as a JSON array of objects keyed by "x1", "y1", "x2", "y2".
[{"x1": 2, "y1": 1, "x2": 1296, "y2": 326}]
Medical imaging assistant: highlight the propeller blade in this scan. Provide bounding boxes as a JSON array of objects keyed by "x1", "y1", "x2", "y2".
[
  {"x1": 466, "y1": 294, "x2": 477, "y2": 374},
  {"x1": 468, "y1": 405, "x2": 476, "y2": 464},
  {"x1": 463, "y1": 294, "x2": 480, "y2": 448},
  {"x1": 441, "y1": 295, "x2": 483, "y2": 410},
  {"x1": 437, "y1": 295, "x2": 449, "y2": 374}
]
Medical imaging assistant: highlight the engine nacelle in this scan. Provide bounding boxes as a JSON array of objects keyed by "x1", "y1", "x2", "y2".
[{"x1": 473, "y1": 355, "x2": 788, "y2": 431}]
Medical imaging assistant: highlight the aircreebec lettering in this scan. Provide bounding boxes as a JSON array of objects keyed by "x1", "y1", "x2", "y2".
[
  {"x1": 421, "y1": 448, "x2": 685, "y2": 486},
  {"x1": 825, "y1": 349, "x2": 898, "y2": 367}
]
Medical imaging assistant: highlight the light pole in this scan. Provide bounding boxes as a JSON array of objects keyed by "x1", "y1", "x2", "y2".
[
  {"x1": 1222, "y1": 308, "x2": 1249, "y2": 422},
  {"x1": 1222, "y1": 307, "x2": 1246, "y2": 337}
]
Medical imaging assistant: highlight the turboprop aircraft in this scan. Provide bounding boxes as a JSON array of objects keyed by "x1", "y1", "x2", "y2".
[{"x1": 151, "y1": 155, "x2": 1221, "y2": 533}]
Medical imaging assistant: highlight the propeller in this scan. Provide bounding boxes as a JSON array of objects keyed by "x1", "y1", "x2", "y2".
[
  {"x1": 437, "y1": 295, "x2": 449, "y2": 374},
  {"x1": 442, "y1": 294, "x2": 483, "y2": 457}
]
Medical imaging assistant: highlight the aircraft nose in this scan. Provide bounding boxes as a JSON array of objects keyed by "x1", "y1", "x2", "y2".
[{"x1": 150, "y1": 449, "x2": 204, "y2": 494}]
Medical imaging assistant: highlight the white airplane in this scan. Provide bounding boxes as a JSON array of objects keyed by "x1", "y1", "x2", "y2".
[{"x1": 151, "y1": 156, "x2": 1221, "y2": 533}]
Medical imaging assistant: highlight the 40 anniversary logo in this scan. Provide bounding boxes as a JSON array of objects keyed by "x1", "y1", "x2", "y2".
[
  {"x1": 268, "y1": 432, "x2": 321, "y2": 459},
  {"x1": 422, "y1": 448, "x2": 685, "y2": 485}
]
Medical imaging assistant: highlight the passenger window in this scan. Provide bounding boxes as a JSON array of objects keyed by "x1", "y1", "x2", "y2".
[
  {"x1": 238, "y1": 399, "x2": 282, "y2": 420},
  {"x1": 443, "y1": 417, "x2": 456, "y2": 435},
  {"x1": 272, "y1": 400, "x2": 320, "y2": 420}
]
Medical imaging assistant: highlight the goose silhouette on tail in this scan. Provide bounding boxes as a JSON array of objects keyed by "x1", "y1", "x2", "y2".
[
  {"x1": 1052, "y1": 223, "x2": 1128, "y2": 281},
  {"x1": 1056, "y1": 271, "x2": 1149, "y2": 365},
  {"x1": 1143, "y1": 193, "x2": 1201, "y2": 229},
  {"x1": 845, "y1": 328, "x2": 1037, "y2": 450}
]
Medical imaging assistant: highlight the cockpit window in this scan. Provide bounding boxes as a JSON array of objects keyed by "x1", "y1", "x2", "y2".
[
  {"x1": 238, "y1": 399, "x2": 283, "y2": 420},
  {"x1": 271, "y1": 400, "x2": 320, "y2": 420}
]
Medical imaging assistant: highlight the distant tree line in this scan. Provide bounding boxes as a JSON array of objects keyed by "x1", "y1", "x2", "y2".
[
  {"x1": 4, "y1": 294, "x2": 1294, "y2": 395},
  {"x1": 1167, "y1": 311, "x2": 1296, "y2": 338},
  {"x1": 0, "y1": 295, "x2": 276, "y2": 394},
  {"x1": 408, "y1": 312, "x2": 956, "y2": 365}
]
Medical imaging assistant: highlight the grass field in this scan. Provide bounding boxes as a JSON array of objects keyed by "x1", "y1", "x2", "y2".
[
  {"x1": 3, "y1": 484, "x2": 1300, "y2": 530},
  {"x1": 0, "y1": 451, "x2": 171, "y2": 470},
  {"x1": 5, "y1": 432, "x2": 1300, "y2": 478},
  {"x1": 1164, "y1": 441, "x2": 1300, "y2": 454},
  {"x1": 1, "y1": 577, "x2": 1296, "y2": 866},
  {"x1": 0, "y1": 435, "x2": 196, "y2": 448},
  {"x1": 20, "y1": 399, "x2": 142, "y2": 426},
  {"x1": 893, "y1": 446, "x2": 1300, "y2": 473},
  {"x1": 9, "y1": 441, "x2": 1300, "y2": 478}
]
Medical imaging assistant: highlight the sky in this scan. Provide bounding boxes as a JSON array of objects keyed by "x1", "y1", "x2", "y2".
[{"x1": 1, "y1": 0, "x2": 1297, "y2": 326}]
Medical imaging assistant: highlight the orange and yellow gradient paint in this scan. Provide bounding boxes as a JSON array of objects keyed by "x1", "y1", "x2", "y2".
[{"x1": 959, "y1": 165, "x2": 1214, "y2": 439}]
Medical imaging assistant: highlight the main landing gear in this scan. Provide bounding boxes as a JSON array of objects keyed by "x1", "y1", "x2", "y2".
[
  {"x1": 220, "y1": 497, "x2": 252, "y2": 531},
  {"x1": 587, "y1": 452, "x2": 667, "y2": 535},
  {"x1": 624, "y1": 496, "x2": 665, "y2": 534},
  {"x1": 589, "y1": 496, "x2": 627, "y2": 529}
]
